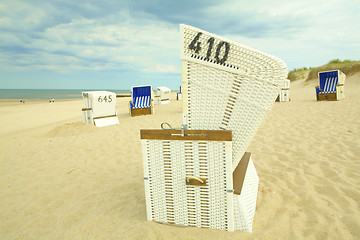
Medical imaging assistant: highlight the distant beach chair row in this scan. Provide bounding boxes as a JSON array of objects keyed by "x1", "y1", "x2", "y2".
[
  {"x1": 81, "y1": 85, "x2": 177, "y2": 126},
  {"x1": 276, "y1": 70, "x2": 347, "y2": 102}
]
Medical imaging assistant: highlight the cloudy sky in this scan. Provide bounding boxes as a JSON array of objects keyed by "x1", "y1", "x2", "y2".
[{"x1": 1, "y1": 0, "x2": 359, "y2": 90}]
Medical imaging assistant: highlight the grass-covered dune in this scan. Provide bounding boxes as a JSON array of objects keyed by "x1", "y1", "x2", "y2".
[{"x1": 288, "y1": 59, "x2": 360, "y2": 81}]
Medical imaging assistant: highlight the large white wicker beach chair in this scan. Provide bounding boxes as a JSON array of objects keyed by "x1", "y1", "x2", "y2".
[
  {"x1": 140, "y1": 24, "x2": 287, "y2": 232},
  {"x1": 315, "y1": 70, "x2": 345, "y2": 101},
  {"x1": 82, "y1": 91, "x2": 119, "y2": 127}
]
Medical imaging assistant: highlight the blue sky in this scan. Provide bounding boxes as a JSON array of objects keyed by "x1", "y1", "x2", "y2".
[{"x1": 1, "y1": 0, "x2": 359, "y2": 90}]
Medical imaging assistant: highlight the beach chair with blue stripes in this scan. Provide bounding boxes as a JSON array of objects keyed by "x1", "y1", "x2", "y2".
[
  {"x1": 129, "y1": 85, "x2": 153, "y2": 117},
  {"x1": 315, "y1": 70, "x2": 346, "y2": 101}
]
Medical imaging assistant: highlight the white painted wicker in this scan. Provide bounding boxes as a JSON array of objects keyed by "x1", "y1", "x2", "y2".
[
  {"x1": 141, "y1": 130, "x2": 235, "y2": 231},
  {"x1": 180, "y1": 24, "x2": 288, "y2": 170},
  {"x1": 141, "y1": 130, "x2": 259, "y2": 232}
]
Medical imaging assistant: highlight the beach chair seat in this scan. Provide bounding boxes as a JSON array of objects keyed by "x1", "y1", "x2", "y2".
[
  {"x1": 141, "y1": 129, "x2": 259, "y2": 232},
  {"x1": 129, "y1": 85, "x2": 153, "y2": 117},
  {"x1": 315, "y1": 70, "x2": 346, "y2": 101},
  {"x1": 82, "y1": 91, "x2": 119, "y2": 127}
]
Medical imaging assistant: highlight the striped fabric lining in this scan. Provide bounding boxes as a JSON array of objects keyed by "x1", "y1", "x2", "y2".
[
  {"x1": 320, "y1": 77, "x2": 338, "y2": 94},
  {"x1": 134, "y1": 96, "x2": 151, "y2": 108}
]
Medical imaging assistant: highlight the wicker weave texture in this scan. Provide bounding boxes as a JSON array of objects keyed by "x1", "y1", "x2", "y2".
[
  {"x1": 184, "y1": 61, "x2": 281, "y2": 170},
  {"x1": 180, "y1": 24, "x2": 288, "y2": 170},
  {"x1": 180, "y1": 24, "x2": 287, "y2": 82},
  {"x1": 142, "y1": 139, "x2": 235, "y2": 231},
  {"x1": 233, "y1": 157, "x2": 259, "y2": 232}
]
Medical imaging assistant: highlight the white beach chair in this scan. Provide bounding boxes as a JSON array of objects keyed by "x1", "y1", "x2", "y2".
[
  {"x1": 154, "y1": 86, "x2": 171, "y2": 105},
  {"x1": 315, "y1": 70, "x2": 345, "y2": 101},
  {"x1": 140, "y1": 24, "x2": 287, "y2": 232},
  {"x1": 82, "y1": 91, "x2": 119, "y2": 127},
  {"x1": 276, "y1": 79, "x2": 290, "y2": 102}
]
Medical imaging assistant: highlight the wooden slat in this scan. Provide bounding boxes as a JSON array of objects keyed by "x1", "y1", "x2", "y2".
[
  {"x1": 233, "y1": 152, "x2": 251, "y2": 195},
  {"x1": 93, "y1": 115, "x2": 117, "y2": 120},
  {"x1": 140, "y1": 129, "x2": 232, "y2": 141}
]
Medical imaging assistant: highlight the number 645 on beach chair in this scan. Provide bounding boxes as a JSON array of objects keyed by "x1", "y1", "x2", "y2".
[
  {"x1": 129, "y1": 85, "x2": 154, "y2": 117},
  {"x1": 82, "y1": 91, "x2": 119, "y2": 127}
]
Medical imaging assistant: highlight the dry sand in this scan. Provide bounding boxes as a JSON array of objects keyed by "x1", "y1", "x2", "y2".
[{"x1": 1, "y1": 74, "x2": 359, "y2": 239}]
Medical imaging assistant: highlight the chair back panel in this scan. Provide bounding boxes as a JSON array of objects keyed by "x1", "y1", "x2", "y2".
[
  {"x1": 132, "y1": 86, "x2": 152, "y2": 108},
  {"x1": 319, "y1": 70, "x2": 339, "y2": 93}
]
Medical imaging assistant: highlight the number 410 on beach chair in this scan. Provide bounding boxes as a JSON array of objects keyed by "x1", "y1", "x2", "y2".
[{"x1": 129, "y1": 85, "x2": 154, "y2": 117}]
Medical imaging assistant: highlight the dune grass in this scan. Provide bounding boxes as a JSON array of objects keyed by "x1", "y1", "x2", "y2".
[{"x1": 288, "y1": 59, "x2": 360, "y2": 81}]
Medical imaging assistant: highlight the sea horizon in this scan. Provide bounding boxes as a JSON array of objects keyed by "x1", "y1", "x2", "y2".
[{"x1": 0, "y1": 89, "x2": 131, "y2": 99}]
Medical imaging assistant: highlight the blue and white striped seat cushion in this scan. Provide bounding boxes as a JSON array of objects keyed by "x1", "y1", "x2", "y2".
[
  {"x1": 134, "y1": 96, "x2": 151, "y2": 108},
  {"x1": 320, "y1": 77, "x2": 338, "y2": 94}
]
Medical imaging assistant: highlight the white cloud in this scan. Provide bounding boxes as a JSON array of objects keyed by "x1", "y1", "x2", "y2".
[
  {"x1": 0, "y1": 0, "x2": 359, "y2": 89},
  {"x1": 0, "y1": 4, "x2": 180, "y2": 73},
  {"x1": 204, "y1": 0, "x2": 360, "y2": 69}
]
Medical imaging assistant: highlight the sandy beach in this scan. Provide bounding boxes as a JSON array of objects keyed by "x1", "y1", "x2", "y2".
[{"x1": 1, "y1": 74, "x2": 359, "y2": 239}]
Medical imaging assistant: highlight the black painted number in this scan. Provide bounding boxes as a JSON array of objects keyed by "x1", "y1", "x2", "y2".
[
  {"x1": 188, "y1": 32, "x2": 230, "y2": 64},
  {"x1": 215, "y1": 41, "x2": 230, "y2": 64},
  {"x1": 206, "y1": 37, "x2": 215, "y2": 60},
  {"x1": 188, "y1": 32, "x2": 202, "y2": 53},
  {"x1": 98, "y1": 95, "x2": 113, "y2": 103}
]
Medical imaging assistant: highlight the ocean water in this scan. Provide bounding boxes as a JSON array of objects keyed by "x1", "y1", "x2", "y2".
[{"x1": 0, "y1": 89, "x2": 130, "y2": 99}]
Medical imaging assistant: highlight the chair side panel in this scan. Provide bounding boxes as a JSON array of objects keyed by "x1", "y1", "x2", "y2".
[{"x1": 234, "y1": 157, "x2": 259, "y2": 232}]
